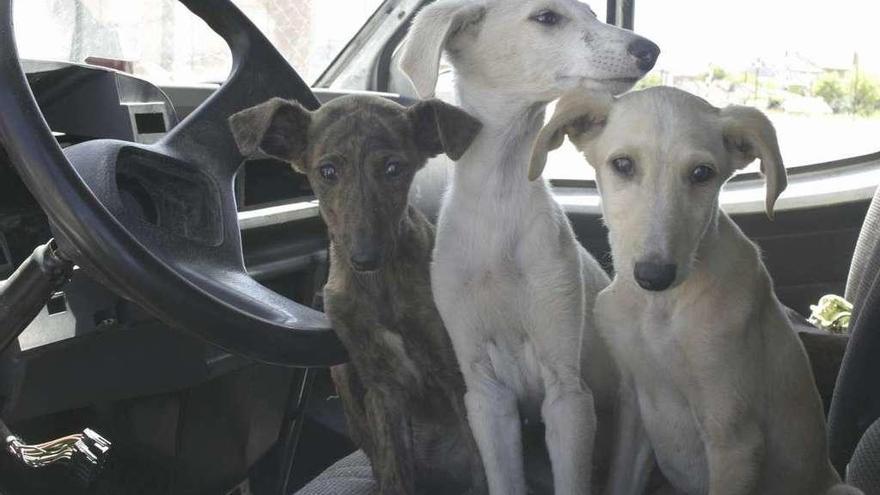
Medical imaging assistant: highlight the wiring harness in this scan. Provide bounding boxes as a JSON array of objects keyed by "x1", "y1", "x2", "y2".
[{"x1": 1, "y1": 418, "x2": 111, "y2": 485}]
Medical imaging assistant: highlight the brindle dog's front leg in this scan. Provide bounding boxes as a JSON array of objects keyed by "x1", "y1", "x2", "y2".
[
  {"x1": 331, "y1": 364, "x2": 371, "y2": 452},
  {"x1": 363, "y1": 386, "x2": 416, "y2": 495}
]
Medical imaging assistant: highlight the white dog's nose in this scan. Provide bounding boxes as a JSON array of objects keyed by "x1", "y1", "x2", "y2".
[
  {"x1": 627, "y1": 38, "x2": 660, "y2": 72},
  {"x1": 634, "y1": 261, "x2": 676, "y2": 291}
]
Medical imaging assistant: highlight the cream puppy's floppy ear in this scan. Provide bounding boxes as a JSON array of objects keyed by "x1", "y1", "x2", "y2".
[
  {"x1": 528, "y1": 91, "x2": 614, "y2": 181},
  {"x1": 720, "y1": 106, "x2": 787, "y2": 219},
  {"x1": 228, "y1": 97, "x2": 312, "y2": 172},
  {"x1": 399, "y1": 0, "x2": 485, "y2": 98}
]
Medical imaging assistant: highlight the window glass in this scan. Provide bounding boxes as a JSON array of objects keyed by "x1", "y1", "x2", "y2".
[
  {"x1": 15, "y1": 0, "x2": 232, "y2": 83},
  {"x1": 14, "y1": 0, "x2": 383, "y2": 85},
  {"x1": 233, "y1": 0, "x2": 384, "y2": 84},
  {"x1": 546, "y1": 0, "x2": 880, "y2": 180}
]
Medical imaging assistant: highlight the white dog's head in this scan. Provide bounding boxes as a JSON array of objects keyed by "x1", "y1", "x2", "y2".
[
  {"x1": 399, "y1": 0, "x2": 659, "y2": 101},
  {"x1": 530, "y1": 87, "x2": 787, "y2": 291}
]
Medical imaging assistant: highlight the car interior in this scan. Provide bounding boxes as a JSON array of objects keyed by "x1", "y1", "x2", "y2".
[{"x1": 1, "y1": 0, "x2": 879, "y2": 494}]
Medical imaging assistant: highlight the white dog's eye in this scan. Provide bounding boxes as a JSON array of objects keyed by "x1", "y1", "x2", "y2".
[
  {"x1": 531, "y1": 9, "x2": 561, "y2": 25},
  {"x1": 611, "y1": 157, "x2": 635, "y2": 178},
  {"x1": 690, "y1": 164, "x2": 716, "y2": 184}
]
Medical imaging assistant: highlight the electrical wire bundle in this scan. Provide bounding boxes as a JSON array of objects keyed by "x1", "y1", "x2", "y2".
[{"x1": 1, "y1": 417, "x2": 111, "y2": 485}]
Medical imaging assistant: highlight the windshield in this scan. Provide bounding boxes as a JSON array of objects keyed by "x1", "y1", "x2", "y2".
[{"x1": 13, "y1": 0, "x2": 384, "y2": 86}]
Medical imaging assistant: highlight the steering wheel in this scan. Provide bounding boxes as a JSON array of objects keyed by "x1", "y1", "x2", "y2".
[{"x1": 0, "y1": 0, "x2": 348, "y2": 366}]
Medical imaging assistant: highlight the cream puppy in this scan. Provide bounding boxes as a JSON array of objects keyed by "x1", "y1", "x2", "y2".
[{"x1": 529, "y1": 86, "x2": 860, "y2": 495}]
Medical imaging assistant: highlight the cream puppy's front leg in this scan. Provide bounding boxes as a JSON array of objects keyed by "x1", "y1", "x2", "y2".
[
  {"x1": 687, "y1": 346, "x2": 765, "y2": 495},
  {"x1": 465, "y1": 371, "x2": 527, "y2": 495},
  {"x1": 603, "y1": 378, "x2": 654, "y2": 495},
  {"x1": 696, "y1": 406, "x2": 764, "y2": 495}
]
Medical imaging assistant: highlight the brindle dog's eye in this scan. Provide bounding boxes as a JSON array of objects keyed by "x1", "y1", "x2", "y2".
[
  {"x1": 319, "y1": 163, "x2": 338, "y2": 182},
  {"x1": 384, "y1": 160, "x2": 403, "y2": 179},
  {"x1": 531, "y1": 9, "x2": 561, "y2": 25},
  {"x1": 611, "y1": 157, "x2": 635, "y2": 178},
  {"x1": 690, "y1": 164, "x2": 716, "y2": 184}
]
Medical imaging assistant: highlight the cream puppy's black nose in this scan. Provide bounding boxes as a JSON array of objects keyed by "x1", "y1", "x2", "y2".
[
  {"x1": 627, "y1": 38, "x2": 660, "y2": 72},
  {"x1": 634, "y1": 262, "x2": 676, "y2": 291}
]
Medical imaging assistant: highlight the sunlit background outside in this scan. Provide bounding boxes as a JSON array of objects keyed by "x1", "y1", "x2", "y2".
[
  {"x1": 14, "y1": 0, "x2": 383, "y2": 84},
  {"x1": 544, "y1": 0, "x2": 880, "y2": 180},
  {"x1": 13, "y1": 0, "x2": 880, "y2": 183}
]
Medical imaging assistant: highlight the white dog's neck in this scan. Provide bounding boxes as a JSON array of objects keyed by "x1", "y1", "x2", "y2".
[{"x1": 452, "y1": 77, "x2": 550, "y2": 198}]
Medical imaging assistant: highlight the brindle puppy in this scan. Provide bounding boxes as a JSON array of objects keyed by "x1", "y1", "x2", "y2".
[{"x1": 229, "y1": 95, "x2": 486, "y2": 495}]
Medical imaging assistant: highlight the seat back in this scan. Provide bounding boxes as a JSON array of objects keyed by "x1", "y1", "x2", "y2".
[{"x1": 830, "y1": 186, "x2": 880, "y2": 477}]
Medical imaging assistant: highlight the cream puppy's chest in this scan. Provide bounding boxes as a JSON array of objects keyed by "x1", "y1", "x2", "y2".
[{"x1": 598, "y1": 287, "x2": 709, "y2": 493}]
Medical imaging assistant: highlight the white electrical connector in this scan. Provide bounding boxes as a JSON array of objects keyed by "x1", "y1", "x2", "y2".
[{"x1": 1, "y1": 418, "x2": 111, "y2": 485}]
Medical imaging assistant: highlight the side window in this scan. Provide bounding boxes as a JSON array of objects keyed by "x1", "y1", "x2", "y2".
[
  {"x1": 544, "y1": 0, "x2": 880, "y2": 181},
  {"x1": 635, "y1": 0, "x2": 880, "y2": 174}
]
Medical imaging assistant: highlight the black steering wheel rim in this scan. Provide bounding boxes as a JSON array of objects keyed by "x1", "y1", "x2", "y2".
[{"x1": 0, "y1": 0, "x2": 347, "y2": 367}]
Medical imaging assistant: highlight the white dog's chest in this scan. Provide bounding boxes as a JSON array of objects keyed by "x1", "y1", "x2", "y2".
[{"x1": 485, "y1": 336, "x2": 546, "y2": 417}]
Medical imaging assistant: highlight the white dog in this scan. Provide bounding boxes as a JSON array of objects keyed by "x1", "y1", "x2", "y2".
[
  {"x1": 529, "y1": 86, "x2": 860, "y2": 495},
  {"x1": 399, "y1": 1, "x2": 659, "y2": 493}
]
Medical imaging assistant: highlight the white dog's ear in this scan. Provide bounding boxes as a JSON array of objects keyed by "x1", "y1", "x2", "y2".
[
  {"x1": 721, "y1": 106, "x2": 787, "y2": 219},
  {"x1": 399, "y1": 1, "x2": 485, "y2": 98},
  {"x1": 409, "y1": 98, "x2": 483, "y2": 160},
  {"x1": 528, "y1": 91, "x2": 613, "y2": 181},
  {"x1": 229, "y1": 98, "x2": 312, "y2": 173}
]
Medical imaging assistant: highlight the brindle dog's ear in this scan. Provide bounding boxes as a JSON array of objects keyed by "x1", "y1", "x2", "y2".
[
  {"x1": 408, "y1": 99, "x2": 482, "y2": 161},
  {"x1": 228, "y1": 97, "x2": 311, "y2": 172}
]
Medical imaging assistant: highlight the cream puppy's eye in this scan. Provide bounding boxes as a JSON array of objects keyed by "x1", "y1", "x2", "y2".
[
  {"x1": 531, "y1": 9, "x2": 561, "y2": 25},
  {"x1": 610, "y1": 157, "x2": 635, "y2": 177},
  {"x1": 690, "y1": 164, "x2": 716, "y2": 184}
]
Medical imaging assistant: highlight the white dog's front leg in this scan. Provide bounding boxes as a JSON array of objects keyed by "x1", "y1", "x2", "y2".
[
  {"x1": 604, "y1": 379, "x2": 654, "y2": 495},
  {"x1": 543, "y1": 379, "x2": 596, "y2": 495},
  {"x1": 464, "y1": 380, "x2": 526, "y2": 495}
]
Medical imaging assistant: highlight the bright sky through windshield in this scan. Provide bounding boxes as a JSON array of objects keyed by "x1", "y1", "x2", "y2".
[{"x1": 637, "y1": 0, "x2": 880, "y2": 76}]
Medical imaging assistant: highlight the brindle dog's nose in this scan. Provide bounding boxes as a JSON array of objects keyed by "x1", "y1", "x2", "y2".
[
  {"x1": 634, "y1": 262, "x2": 676, "y2": 291},
  {"x1": 350, "y1": 249, "x2": 381, "y2": 272},
  {"x1": 627, "y1": 38, "x2": 660, "y2": 72}
]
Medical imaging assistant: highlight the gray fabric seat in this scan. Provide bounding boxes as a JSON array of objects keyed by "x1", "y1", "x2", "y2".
[
  {"x1": 294, "y1": 425, "x2": 556, "y2": 495},
  {"x1": 295, "y1": 450, "x2": 376, "y2": 495},
  {"x1": 848, "y1": 418, "x2": 880, "y2": 493},
  {"x1": 830, "y1": 185, "x2": 880, "y2": 482}
]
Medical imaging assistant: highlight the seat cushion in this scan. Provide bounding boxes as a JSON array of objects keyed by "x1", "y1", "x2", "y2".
[
  {"x1": 294, "y1": 450, "x2": 375, "y2": 495},
  {"x1": 847, "y1": 418, "x2": 880, "y2": 493}
]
